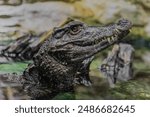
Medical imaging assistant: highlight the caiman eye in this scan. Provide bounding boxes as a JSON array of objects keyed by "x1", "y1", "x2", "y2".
[{"x1": 69, "y1": 25, "x2": 82, "y2": 35}]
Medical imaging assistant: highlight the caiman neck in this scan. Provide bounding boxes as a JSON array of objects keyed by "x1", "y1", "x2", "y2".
[{"x1": 33, "y1": 52, "x2": 76, "y2": 82}]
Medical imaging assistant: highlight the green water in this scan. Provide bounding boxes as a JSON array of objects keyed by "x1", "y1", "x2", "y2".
[{"x1": 0, "y1": 61, "x2": 29, "y2": 74}]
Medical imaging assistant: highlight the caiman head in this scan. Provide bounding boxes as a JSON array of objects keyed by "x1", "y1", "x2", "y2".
[
  {"x1": 47, "y1": 19, "x2": 132, "y2": 64},
  {"x1": 23, "y1": 19, "x2": 132, "y2": 99}
]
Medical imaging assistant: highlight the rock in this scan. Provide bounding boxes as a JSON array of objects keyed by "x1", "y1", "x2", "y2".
[
  {"x1": 73, "y1": 0, "x2": 148, "y2": 26},
  {"x1": 127, "y1": 0, "x2": 150, "y2": 9},
  {"x1": 99, "y1": 43, "x2": 134, "y2": 88},
  {"x1": 0, "y1": 2, "x2": 74, "y2": 40},
  {"x1": 72, "y1": 0, "x2": 150, "y2": 37}
]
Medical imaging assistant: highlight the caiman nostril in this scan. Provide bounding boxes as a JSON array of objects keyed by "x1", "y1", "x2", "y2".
[
  {"x1": 117, "y1": 19, "x2": 132, "y2": 27},
  {"x1": 118, "y1": 19, "x2": 129, "y2": 25},
  {"x1": 117, "y1": 19, "x2": 132, "y2": 30}
]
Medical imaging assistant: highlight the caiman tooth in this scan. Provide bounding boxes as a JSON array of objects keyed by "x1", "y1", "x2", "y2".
[
  {"x1": 111, "y1": 36, "x2": 115, "y2": 41},
  {"x1": 113, "y1": 34, "x2": 118, "y2": 40},
  {"x1": 115, "y1": 29, "x2": 120, "y2": 34},
  {"x1": 114, "y1": 34, "x2": 117, "y2": 37},
  {"x1": 107, "y1": 37, "x2": 111, "y2": 43}
]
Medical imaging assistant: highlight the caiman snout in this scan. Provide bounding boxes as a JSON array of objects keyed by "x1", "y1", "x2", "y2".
[{"x1": 87, "y1": 19, "x2": 132, "y2": 45}]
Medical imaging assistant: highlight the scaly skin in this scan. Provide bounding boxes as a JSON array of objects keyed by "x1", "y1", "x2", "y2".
[{"x1": 22, "y1": 19, "x2": 132, "y2": 99}]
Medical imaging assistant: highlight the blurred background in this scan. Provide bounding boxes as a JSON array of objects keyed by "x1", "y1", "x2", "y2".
[{"x1": 0, "y1": 0, "x2": 150, "y2": 100}]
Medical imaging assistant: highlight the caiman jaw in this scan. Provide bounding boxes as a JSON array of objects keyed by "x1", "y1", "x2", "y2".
[
  {"x1": 93, "y1": 30, "x2": 129, "y2": 45},
  {"x1": 74, "y1": 19, "x2": 131, "y2": 48}
]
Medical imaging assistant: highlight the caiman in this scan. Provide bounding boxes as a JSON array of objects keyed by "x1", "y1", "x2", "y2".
[{"x1": 1, "y1": 19, "x2": 132, "y2": 99}]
